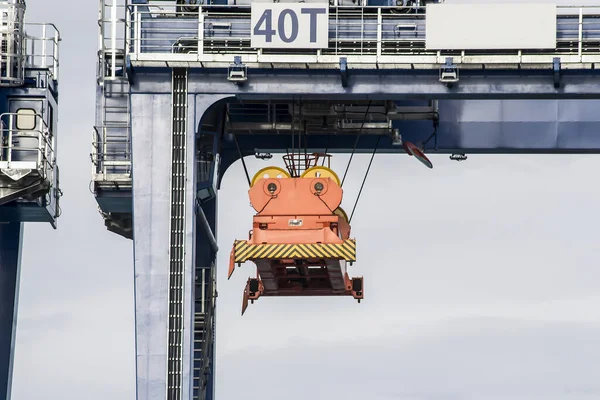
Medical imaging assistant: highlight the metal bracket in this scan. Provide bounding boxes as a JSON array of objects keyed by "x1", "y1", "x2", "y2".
[
  {"x1": 227, "y1": 56, "x2": 247, "y2": 84},
  {"x1": 450, "y1": 153, "x2": 468, "y2": 162},
  {"x1": 195, "y1": 199, "x2": 219, "y2": 253},
  {"x1": 422, "y1": 121, "x2": 438, "y2": 151},
  {"x1": 339, "y1": 57, "x2": 349, "y2": 88},
  {"x1": 391, "y1": 128, "x2": 403, "y2": 146},
  {"x1": 439, "y1": 57, "x2": 459, "y2": 86},
  {"x1": 101, "y1": 211, "x2": 133, "y2": 240},
  {"x1": 197, "y1": 181, "x2": 216, "y2": 203},
  {"x1": 254, "y1": 152, "x2": 273, "y2": 160},
  {"x1": 125, "y1": 53, "x2": 134, "y2": 84},
  {"x1": 553, "y1": 57, "x2": 561, "y2": 89}
]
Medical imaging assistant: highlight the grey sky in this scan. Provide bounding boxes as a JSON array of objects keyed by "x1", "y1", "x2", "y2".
[{"x1": 9, "y1": 0, "x2": 600, "y2": 399}]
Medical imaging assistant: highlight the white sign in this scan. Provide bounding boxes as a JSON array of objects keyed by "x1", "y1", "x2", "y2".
[
  {"x1": 426, "y1": 3, "x2": 557, "y2": 50},
  {"x1": 250, "y1": 3, "x2": 329, "y2": 49}
]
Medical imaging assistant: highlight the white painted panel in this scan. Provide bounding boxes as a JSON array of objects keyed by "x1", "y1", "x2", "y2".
[
  {"x1": 250, "y1": 2, "x2": 329, "y2": 49},
  {"x1": 425, "y1": 3, "x2": 557, "y2": 50}
]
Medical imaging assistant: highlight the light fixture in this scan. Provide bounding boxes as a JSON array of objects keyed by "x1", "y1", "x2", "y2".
[{"x1": 391, "y1": 128, "x2": 402, "y2": 146}]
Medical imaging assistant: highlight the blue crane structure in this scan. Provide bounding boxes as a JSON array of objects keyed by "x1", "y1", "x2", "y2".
[
  {"x1": 89, "y1": 0, "x2": 600, "y2": 400},
  {"x1": 0, "y1": 0, "x2": 61, "y2": 399}
]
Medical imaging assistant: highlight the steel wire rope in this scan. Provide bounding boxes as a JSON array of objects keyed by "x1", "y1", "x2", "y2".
[
  {"x1": 229, "y1": 104, "x2": 251, "y2": 187},
  {"x1": 233, "y1": 133, "x2": 251, "y2": 187},
  {"x1": 340, "y1": 100, "x2": 372, "y2": 187},
  {"x1": 349, "y1": 134, "x2": 380, "y2": 224},
  {"x1": 322, "y1": 129, "x2": 330, "y2": 166},
  {"x1": 303, "y1": 117, "x2": 308, "y2": 172},
  {"x1": 288, "y1": 101, "x2": 297, "y2": 176},
  {"x1": 315, "y1": 192, "x2": 335, "y2": 214},
  {"x1": 257, "y1": 195, "x2": 276, "y2": 214}
]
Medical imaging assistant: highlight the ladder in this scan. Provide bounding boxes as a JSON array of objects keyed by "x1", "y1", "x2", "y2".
[
  {"x1": 167, "y1": 68, "x2": 188, "y2": 400},
  {"x1": 193, "y1": 265, "x2": 216, "y2": 400}
]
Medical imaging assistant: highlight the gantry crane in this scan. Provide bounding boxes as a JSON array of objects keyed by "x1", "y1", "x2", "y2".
[{"x1": 92, "y1": 1, "x2": 600, "y2": 400}]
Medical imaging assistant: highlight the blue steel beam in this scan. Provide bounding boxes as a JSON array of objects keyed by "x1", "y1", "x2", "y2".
[
  {"x1": 0, "y1": 223, "x2": 22, "y2": 400},
  {"x1": 130, "y1": 68, "x2": 600, "y2": 100},
  {"x1": 127, "y1": 69, "x2": 600, "y2": 180},
  {"x1": 217, "y1": 99, "x2": 600, "y2": 185}
]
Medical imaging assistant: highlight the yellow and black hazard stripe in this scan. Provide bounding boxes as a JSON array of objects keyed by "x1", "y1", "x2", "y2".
[{"x1": 233, "y1": 239, "x2": 356, "y2": 263}]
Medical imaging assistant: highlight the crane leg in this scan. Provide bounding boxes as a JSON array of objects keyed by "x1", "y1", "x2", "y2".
[{"x1": 0, "y1": 222, "x2": 22, "y2": 400}]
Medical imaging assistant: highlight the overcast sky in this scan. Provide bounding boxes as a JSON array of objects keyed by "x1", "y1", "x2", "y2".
[{"x1": 9, "y1": 0, "x2": 600, "y2": 399}]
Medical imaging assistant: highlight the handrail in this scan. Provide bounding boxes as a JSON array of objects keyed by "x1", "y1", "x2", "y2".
[
  {"x1": 91, "y1": 125, "x2": 132, "y2": 178},
  {"x1": 23, "y1": 22, "x2": 62, "y2": 81},
  {"x1": 0, "y1": 112, "x2": 55, "y2": 179}
]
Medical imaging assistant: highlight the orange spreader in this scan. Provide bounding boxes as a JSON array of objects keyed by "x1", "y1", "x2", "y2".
[{"x1": 228, "y1": 165, "x2": 363, "y2": 315}]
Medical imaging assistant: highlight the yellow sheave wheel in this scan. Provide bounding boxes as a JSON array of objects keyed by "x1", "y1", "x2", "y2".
[
  {"x1": 300, "y1": 166, "x2": 341, "y2": 186},
  {"x1": 333, "y1": 207, "x2": 349, "y2": 222},
  {"x1": 251, "y1": 166, "x2": 291, "y2": 186}
]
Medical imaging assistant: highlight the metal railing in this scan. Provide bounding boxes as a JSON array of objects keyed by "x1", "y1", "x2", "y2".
[
  {"x1": 92, "y1": 75, "x2": 131, "y2": 183},
  {"x1": 0, "y1": 112, "x2": 56, "y2": 181},
  {"x1": 92, "y1": 125, "x2": 132, "y2": 179},
  {"x1": 96, "y1": 1, "x2": 600, "y2": 76},
  {"x1": 23, "y1": 22, "x2": 61, "y2": 81},
  {"x1": 0, "y1": 1, "x2": 60, "y2": 86}
]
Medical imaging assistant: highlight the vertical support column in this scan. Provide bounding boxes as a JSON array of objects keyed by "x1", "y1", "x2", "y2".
[
  {"x1": 131, "y1": 85, "x2": 173, "y2": 400},
  {"x1": 0, "y1": 222, "x2": 23, "y2": 400},
  {"x1": 130, "y1": 69, "x2": 227, "y2": 400}
]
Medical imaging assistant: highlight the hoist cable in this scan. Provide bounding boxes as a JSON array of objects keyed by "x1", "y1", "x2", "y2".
[
  {"x1": 422, "y1": 124, "x2": 437, "y2": 147},
  {"x1": 302, "y1": 107, "x2": 308, "y2": 172},
  {"x1": 290, "y1": 102, "x2": 300, "y2": 176},
  {"x1": 341, "y1": 100, "x2": 372, "y2": 187},
  {"x1": 232, "y1": 133, "x2": 251, "y2": 187},
  {"x1": 322, "y1": 124, "x2": 331, "y2": 166},
  {"x1": 349, "y1": 134, "x2": 380, "y2": 224},
  {"x1": 315, "y1": 192, "x2": 335, "y2": 214}
]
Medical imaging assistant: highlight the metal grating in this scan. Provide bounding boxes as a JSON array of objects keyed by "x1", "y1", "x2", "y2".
[{"x1": 167, "y1": 67, "x2": 188, "y2": 400}]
